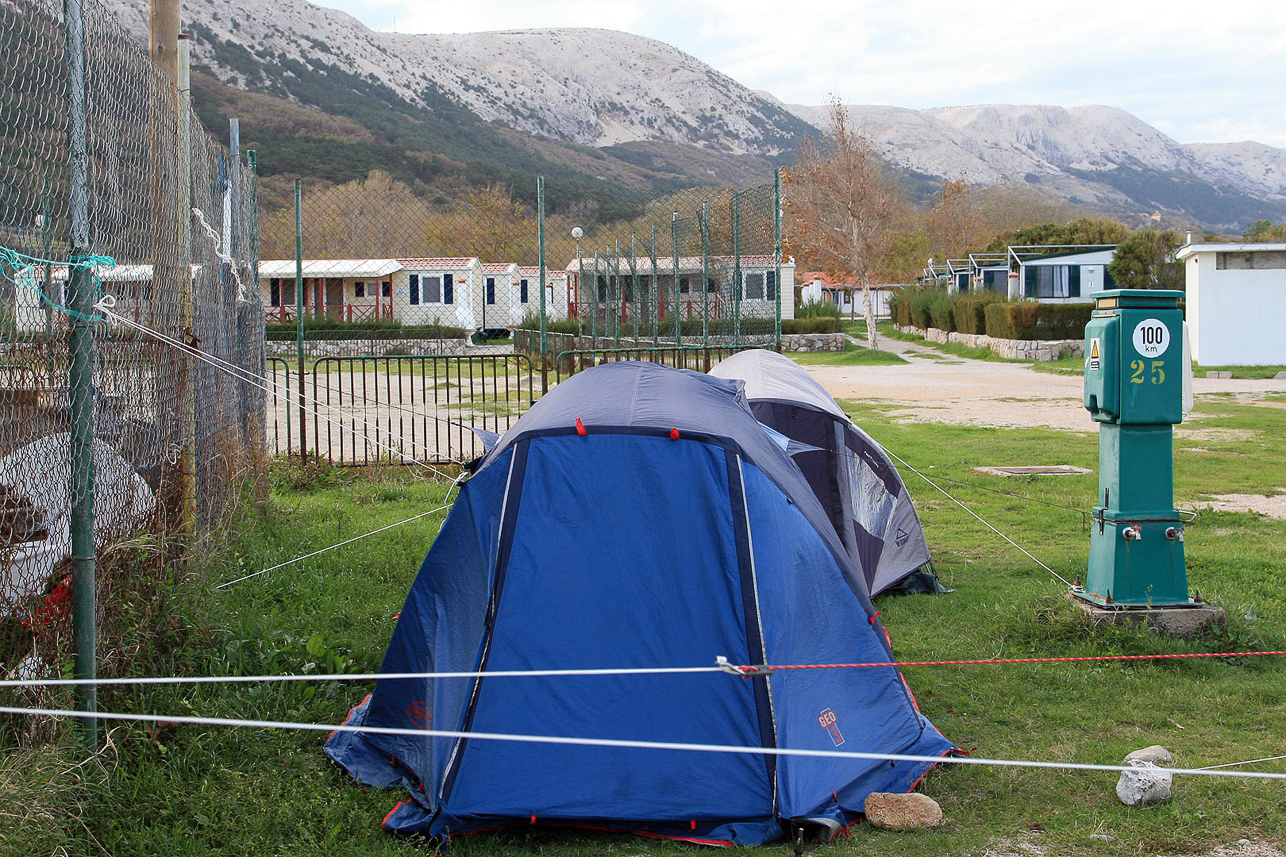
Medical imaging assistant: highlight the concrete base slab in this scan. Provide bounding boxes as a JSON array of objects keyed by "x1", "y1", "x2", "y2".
[{"x1": 1067, "y1": 593, "x2": 1226, "y2": 638}]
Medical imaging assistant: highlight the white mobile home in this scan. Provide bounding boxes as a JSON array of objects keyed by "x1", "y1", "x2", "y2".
[
  {"x1": 563, "y1": 254, "x2": 796, "y2": 323},
  {"x1": 395, "y1": 257, "x2": 481, "y2": 331},
  {"x1": 1176, "y1": 241, "x2": 1286, "y2": 365},
  {"x1": 1007, "y1": 246, "x2": 1117, "y2": 302},
  {"x1": 260, "y1": 259, "x2": 401, "y2": 323}
]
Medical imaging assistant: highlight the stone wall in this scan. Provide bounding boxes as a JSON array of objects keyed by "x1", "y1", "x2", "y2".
[
  {"x1": 513, "y1": 329, "x2": 845, "y2": 355},
  {"x1": 265, "y1": 336, "x2": 469, "y2": 358},
  {"x1": 895, "y1": 324, "x2": 1083, "y2": 361}
]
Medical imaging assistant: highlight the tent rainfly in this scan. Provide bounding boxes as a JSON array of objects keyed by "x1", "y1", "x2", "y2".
[
  {"x1": 710, "y1": 349, "x2": 940, "y2": 596},
  {"x1": 326, "y1": 362, "x2": 954, "y2": 845}
]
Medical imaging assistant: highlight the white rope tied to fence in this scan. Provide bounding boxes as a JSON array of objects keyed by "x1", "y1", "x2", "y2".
[
  {"x1": 2, "y1": 704, "x2": 1283, "y2": 783},
  {"x1": 191, "y1": 206, "x2": 249, "y2": 304}
]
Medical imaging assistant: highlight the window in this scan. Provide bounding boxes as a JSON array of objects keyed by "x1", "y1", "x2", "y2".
[
  {"x1": 381, "y1": 281, "x2": 391, "y2": 298},
  {"x1": 1023, "y1": 265, "x2": 1080, "y2": 298},
  {"x1": 410, "y1": 274, "x2": 444, "y2": 305},
  {"x1": 597, "y1": 275, "x2": 608, "y2": 302},
  {"x1": 707, "y1": 277, "x2": 717, "y2": 293},
  {"x1": 443, "y1": 274, "x2": 453, "y2": 304},
  {"x1": 679, "y1": 277, "x2": 690, "y2": 294},
  {"x1": 1217, "y1": 251, "x2": 1286, "y2": 270},
  {"x1": 766, "y1": 271, "x2": 776, "y2": 300},
  {"x1": 486, "y1": 277, "x2": 495, "y2": 305},
  {"x1": 354, "y1": 281, "x2": 365, "y2": 298},
  {"x1": 270, "y1": 278, "x2": 280, "y2": 307},
  {"x1": 424, "y1": 275, "x2": 443, "y2": 303},
  {"x1": 743, "y1": 272, "x2": 765, "y2": 300},
  {"x1": 520, "y1": 279, "x2": 528, "y2": 303}
]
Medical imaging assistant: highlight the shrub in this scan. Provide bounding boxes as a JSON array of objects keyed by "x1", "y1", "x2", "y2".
[
  {"x1": 952, "y1": 293, "x2": 1005, "y2": 335},
  {"x1": 796, "y1": 299, "x2": 841, "y2": 320},
  {"x1": 984, "y1": 301, "x2": 1094, "y2": 340},
  {"x1": 927, "y1": 290, "x2": 956, "y2": 332},
  {"x1": 889, "y1": 288, "x2": 914, "y2": 327},
  {"x1": 909, "y1": 288, "x2": 940, "y2": 330},
  {"x1": 782, "y1": 316, "x2": 839, "y2": 334}
]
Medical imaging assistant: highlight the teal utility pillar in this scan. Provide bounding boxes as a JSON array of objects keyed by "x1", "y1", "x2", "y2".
[{"x1": 1079, "y1": 289, "x2": 1189, "y2": 607}]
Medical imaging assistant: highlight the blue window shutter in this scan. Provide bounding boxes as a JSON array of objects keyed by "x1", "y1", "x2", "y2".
[
  {"x1": 520, "y1": 279, "x2": 528, "y2": 303},
  {"x1": 444, "y1": 274, "x2": 453, "y2": 304},
  {"x1": 1069, "y1": 266, "x2": 1081, "y2": 297},
  {"x1": 270, "y1": 278, "x2": 280, "y2": 307},
  {"x1": 766, "y1": 271, "x2": 776, "y2": 300},
  {"x1": 486, "y1": 277, "x2": 495, "y2": 305},
  {"x1": 1024, "y1": 267, "x2": 1036, "y2": 298},
  {"x1": 409, "y1": 273, "x2": 419, "y2": 305}
]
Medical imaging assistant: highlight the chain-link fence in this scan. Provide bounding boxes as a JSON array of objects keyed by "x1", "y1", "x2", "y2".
[
  {"x1": 0, "y1": 0, "x2": 262, "y2": 739},
  {"x1": 255, "y1": 172, "x2": 788, "y2": 462}
]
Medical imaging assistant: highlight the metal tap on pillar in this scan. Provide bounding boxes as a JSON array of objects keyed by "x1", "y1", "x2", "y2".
[{"x1": 1080, "y1": 289, "x2": 1191, "y2": 608}]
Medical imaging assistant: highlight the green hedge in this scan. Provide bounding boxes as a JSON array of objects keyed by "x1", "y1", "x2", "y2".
[
  {"x1": 983, "y1": 301, "x2": 1093, "y2": 340},
  {"x1": 952, "y1": 293, "x2": 1005, "y2": 335},
  {"x1": 908, "y1": 289, "x2": 938, "y2": 330}
]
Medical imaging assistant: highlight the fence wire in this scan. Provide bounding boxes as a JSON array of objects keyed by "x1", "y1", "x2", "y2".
[
  {"x1": 255, "y1": 173, "x2": 789, "y2": 463},
  {"x1": 0, "y1": 0, "x2": 263, "y2": 739}
]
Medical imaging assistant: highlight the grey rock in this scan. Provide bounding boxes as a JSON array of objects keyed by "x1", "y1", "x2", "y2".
[
  {"x1": 863, "y1": 792, "x2": 944, "y2": 830},
  {"x1": 1125, "y1": 745, "x2": 1174, "y2": 765},
  {"x1": 1116, "y1": 759, "x2": 1173, "y2": 805}
]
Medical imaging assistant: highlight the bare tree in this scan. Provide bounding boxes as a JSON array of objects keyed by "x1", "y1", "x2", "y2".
[{"x1": 783, "y1": 98, "x2": 904, "y2": 347}]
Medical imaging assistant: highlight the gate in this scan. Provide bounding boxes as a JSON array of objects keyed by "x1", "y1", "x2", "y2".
[{"x1": 267, "y1": 355, "x2": 535, "y2": 466}]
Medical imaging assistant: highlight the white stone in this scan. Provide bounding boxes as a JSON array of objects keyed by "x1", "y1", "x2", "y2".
[{"x1": 1125, "y1": 745, "x2": 1173, "y2": 765}]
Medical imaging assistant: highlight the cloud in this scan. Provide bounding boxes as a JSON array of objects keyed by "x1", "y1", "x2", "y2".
[{"x1": 323, "y1": 0, "x2": 1286, "y2": 146}]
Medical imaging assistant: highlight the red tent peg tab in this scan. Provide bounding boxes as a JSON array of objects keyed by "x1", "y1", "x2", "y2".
[
  {"x1": 670, "y1": 428, "x2": 680, "y2": 440},
  {"x1": 575, "y1": 418, "x2": 587, "y2": 436}
]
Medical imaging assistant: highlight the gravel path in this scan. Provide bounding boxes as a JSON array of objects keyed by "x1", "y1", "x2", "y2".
[{"x1": 807, "y1": 335, "x2": 1286, "y2": 432}]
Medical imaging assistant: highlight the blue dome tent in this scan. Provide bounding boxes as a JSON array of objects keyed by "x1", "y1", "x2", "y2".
[{"x1": 325, "y1": 362, "x2": 954, "y2": 845}]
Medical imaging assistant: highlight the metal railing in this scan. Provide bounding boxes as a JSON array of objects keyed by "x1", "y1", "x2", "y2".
[
  {"x1": 553, "y1": 345, "x2": 764, "y2": 382},
  {"x1": 267, "y1": 354, "x2": 534, "y2": 466}
]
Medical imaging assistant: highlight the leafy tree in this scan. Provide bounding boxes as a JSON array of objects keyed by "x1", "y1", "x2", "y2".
[
  {"x1": 1107, "y1": 229, "x2": 1183, "y2": 290},
  {"x1": 782, "y1": 97, "x2": 907, "y2": 346},
  {"x1": 926, "y1": 179, "x2": 985, "y2": 260},
  {"x1": 1243, "y1": 219, "x2": 1286, "y2": 241},
  {"x1": 985, "y1": 217, "x2": 1126, "y2": 253}
]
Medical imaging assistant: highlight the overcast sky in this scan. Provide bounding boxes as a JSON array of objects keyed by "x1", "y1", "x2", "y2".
[{"x1": 323, "y1": 0, "x2": 1286, "y2": 147}]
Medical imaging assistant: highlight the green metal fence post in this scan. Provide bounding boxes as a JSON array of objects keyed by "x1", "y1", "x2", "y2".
[
  {"x1": 774, "y1": 169, "x2": 783, "y2": 352},
  {"x1": 591, "y1": 250, "x2": 599, "y2": 346},
  {"x1": 294, "y1": 179, "x2": 306, "y2": 466},
  {"x1": 700, "y1": 202, "x2": 710, "y2": 351},
  {"x1": 733, "y1": 191, "x2": 742, "y2": 348},
  {"x1": 65, "y1": 0, "x2": 97, "y2": 747},
  {"x1": 672, "y1": 212, "x2": 680, "y2": 346},
  {"x1": 629, "y1": 233, "x2": 638, "y2": 340},
  {"x1": 537, "y1": 176, "x2": 547, "y2": 393},
  {"x1": 248, "y1": 150, "x2": 264, "y2": 447},
  {"x1": 612, "y1": 240, "x2": 621, "y2": 345},
  {"x1": 650, "y1": 226, "x2": 659, "y2": 347}
]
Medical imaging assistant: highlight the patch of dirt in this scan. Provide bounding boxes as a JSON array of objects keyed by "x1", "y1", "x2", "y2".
[
  {"x1": 1192, "y1": 490, "x2": 1286, "y2": 519},
  {"x1": 807, "y1": 349, "x2": 1286, "y2": 431},
  {"x1": 1173, "y1": 428, "x2": 1259, "y2": 443}
]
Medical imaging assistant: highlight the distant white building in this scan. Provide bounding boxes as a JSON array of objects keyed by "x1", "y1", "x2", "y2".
[{"x1": 1176, "y1": 241, "x2": 1286, "y2": 365}]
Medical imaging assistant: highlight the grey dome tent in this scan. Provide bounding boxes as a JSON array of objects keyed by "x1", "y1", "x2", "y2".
[{"x1": 710, "y1": 350, "x2": 941, "y2": 596}]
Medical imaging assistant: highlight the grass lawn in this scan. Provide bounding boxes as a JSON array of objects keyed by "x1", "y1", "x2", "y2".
[
  {"x1": 5, "y1": 395, "x2": 1285, "y2": 856},
  {"x1": 791, "y1": 341, "x2": 909, "y2": 366}
]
